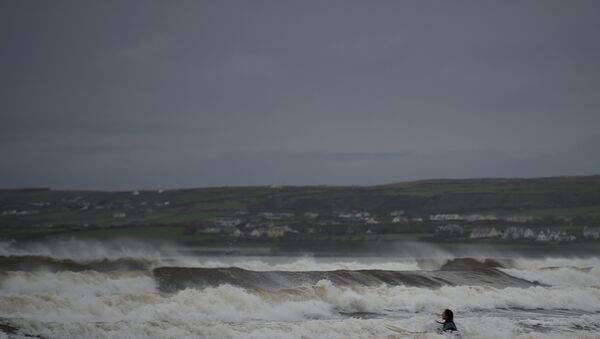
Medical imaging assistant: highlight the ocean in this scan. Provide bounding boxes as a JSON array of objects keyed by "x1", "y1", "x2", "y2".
[{"x1": 1, "y1": 240, "x2": 599, "y2": 338}]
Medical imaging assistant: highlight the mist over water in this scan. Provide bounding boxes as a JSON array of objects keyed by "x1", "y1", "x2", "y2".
[{"x1": 0, "y1": 240, "x2": 598, "y2": 338}]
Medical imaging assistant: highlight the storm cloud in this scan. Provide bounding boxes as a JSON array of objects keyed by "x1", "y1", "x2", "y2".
[{"x1": 1, "y1": 1, "x2": 599, "y2": 189}]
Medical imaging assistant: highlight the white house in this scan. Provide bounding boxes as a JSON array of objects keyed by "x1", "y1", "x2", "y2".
[
  {"x1": 583, "y1": 226, "x2": 600, "y2": 239},
  {"x1": 505, "y1": 215, "x2": 534, "y2": 223},
  {"x1": 535, "y1": 229, "x2": 576, "y2": 242},
  {"x1": 430, "y1": 214, "x2": 462, "y2": 221},
  {"x1": 465, "y1": 214, "x2": 498, "y2": 222},
  {"x1": 303, "y1": 212, "x2": 319, "y2": 219},
  {"x1": 436, "y1": 224, "x2": 464, "y2": 235},
  {"x1": 392, "y1": 216, "x2": 409, "y2": 223},
  {"x1": 250, "y1": 225, "x2": 295, "y2": 238},
  {"x1": 215, "y1": 219, "x2": 243, "y2": 227},
  {"x1": 470, "y1": 227, "x2": 501, "y2": 239},
  {"x1": 364, "y1": 218, "x2": 380, "y2": 225}
]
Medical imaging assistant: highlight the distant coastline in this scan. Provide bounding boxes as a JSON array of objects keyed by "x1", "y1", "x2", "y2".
[{"x1": 2, "y1": 175, "x2": 599, "y2": 251}]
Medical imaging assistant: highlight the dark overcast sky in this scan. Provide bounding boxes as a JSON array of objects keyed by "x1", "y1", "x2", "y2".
[{"x1": 1, "y1": 1, "x2": 599, "y2": 189}]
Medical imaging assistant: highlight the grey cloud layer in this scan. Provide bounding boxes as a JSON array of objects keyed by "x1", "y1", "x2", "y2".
[{"x1": 1, "y1": 1, "x2": 599, "y2": 189}]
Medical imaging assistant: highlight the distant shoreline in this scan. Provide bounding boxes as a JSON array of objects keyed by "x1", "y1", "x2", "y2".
[{"x1": 2, "y1": 175, "x2": 599, "y2": 253}]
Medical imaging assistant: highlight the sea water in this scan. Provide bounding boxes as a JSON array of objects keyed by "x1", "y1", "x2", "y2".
[{"x1": 0, "y1": 240, "x2": 599, "y2": 338}]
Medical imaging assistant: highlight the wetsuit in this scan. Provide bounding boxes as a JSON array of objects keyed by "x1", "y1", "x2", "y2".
[{"x1": 442, "y1": 320, "x2": 458, "y2": 332}]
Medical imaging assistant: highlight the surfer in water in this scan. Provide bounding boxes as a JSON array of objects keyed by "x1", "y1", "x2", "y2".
[
  {"x1": 438, "y1": 309, "x2": 458, "y2": 333},
  {"x1": 385, "y1": 308, "x2": 459, "y2": 335}
]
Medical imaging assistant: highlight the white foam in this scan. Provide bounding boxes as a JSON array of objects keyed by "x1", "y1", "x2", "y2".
[
  {"x1": 1, "y1": 242, "x2": 600, "y2": 338},
  {"x1": 0, "y1": 239, "x2": 167, "y2": 262},
  {"x1": 1, "y1": 268, "x2": 599, "y2": 338},
  {"x1": 510, "y1": 257, "x2": 600, "y2": 270},
  {"x1": 499, "y1": 257, "x2": 600, "y2": 287},
  {"x1": 5, "y1": 306, "x2": 600, "y2": 339},
  {"x1": 185, "y1": 256, "x2": 422, "y2": 271},
  {"x1": 0, "y1": 241, "x2": 424, "y2": 271},
  {"x1": 305, "y1": 280, "x2": 600, "y2": 314},
  {"x1": 0, "y1": 271, "x2": 155, "y2": 296},
  {"x1": 501, "y1": 266, "x2": 600, "y2": 287}
]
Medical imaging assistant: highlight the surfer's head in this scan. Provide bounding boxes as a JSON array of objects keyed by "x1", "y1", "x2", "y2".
[{"x1": 442, "y1": 309, "x2": 454, "y2": 322}]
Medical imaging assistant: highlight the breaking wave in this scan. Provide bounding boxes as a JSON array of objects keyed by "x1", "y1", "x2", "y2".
[
  {"x1": 0, "y1": 255, "x2": 155, "y2": 272},
  {"x1": 1, "y1": 240, "x2": 600, "y2": 338},
  {"x1": 152, "y1": 265, "x2": 535, "y2": 292},
  {"x1": 2, "y1": 275, "x2": 600, "y2": 338}
]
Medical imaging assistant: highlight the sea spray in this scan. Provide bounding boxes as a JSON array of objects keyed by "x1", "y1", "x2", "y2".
[{"x1": 1, "y1": 241, "x2": 600, "y2": 338}]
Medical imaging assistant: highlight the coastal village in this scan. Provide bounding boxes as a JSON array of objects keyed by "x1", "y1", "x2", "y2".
[
  {"x1": 2, "y1": 177, "x2": 600, "y2": 244},
  {"x1": 2, "y1": 189, "x2": 598, "y2": 244},
  {"x1": 195, "y1": 211, "x2": 595, "y2": 243}
]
